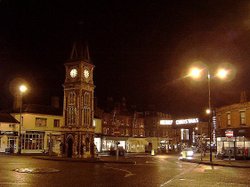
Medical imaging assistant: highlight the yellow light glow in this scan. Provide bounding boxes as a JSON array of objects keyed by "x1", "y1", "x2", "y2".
[
  {"x1": 206, "y1": 109, "x2": 211, "y2": 114},
  {"x1": 217, "y1": 68, "x2": 228, "y2": 79},
  {"x1": 19, "y1": 85, "x2": 27, "y2": 93},
  {"x1": 189, "y1": 67, "x2": 202, "y2": 79}
]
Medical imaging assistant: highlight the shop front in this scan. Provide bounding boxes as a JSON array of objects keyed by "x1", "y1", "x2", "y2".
[
  {"x1": 0, "y1": 131, "x2": 18, "y2": 153},
  {"x1": 216, "y1": 128, "x2": 250, "y2": 159},
  {"x1": 21, "y1": 131, "x2": 45, "y2": 154},
  {"x1": 126, "y1": 137, "x2": 147, "y2": 153},
  {"x1": 101, "y1": 136, "x2": 128, "y2": 154}
]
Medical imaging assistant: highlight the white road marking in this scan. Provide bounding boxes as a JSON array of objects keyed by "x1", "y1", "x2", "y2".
[
  {"x1": 160, "y1": 163, "x2": 200, "y2": 187},
  {"x1": 104, "y1": 165, "x2": 135, "y2": 178}
]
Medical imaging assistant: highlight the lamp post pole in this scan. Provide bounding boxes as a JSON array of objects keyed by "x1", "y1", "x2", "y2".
[
  {"x1": 18, "y1": 92, "x2": 23, "y2": 155},
  {"x1": 207, "y1": 71, "x2": 212, "y2": 162},
  {"x1": 189, "y1": 65, "x2": 233, "y2": 163},
  {"x1": 17, "y1": 85, "x2": 27, "y2": 155}
]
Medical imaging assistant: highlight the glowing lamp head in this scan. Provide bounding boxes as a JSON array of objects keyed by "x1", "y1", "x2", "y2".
[
  {"x1": 189, "y1": 67, "x2": 202, "y2": 79},
  {"x1": 19, "y1": 85, "x2": 27, "y2": 93},
  {"x1": 217, "y1": 68, "x2": 228, "y2": 79},
  {"x1": 206, "y1": 109, "x2": 211, "y2": 114}
]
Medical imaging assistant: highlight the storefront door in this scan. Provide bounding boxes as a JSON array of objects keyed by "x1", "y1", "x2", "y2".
[{"x1": 67, "y1": 138, "x2": 73, "y2": 158}]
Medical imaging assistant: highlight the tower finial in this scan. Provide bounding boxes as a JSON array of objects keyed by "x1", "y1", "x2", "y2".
[{"x1": 69, "y1": 41, "x2": 91, "y2": 62}]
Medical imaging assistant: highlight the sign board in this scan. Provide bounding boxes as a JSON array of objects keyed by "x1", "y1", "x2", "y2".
[
  {"x1": 160, "y1": 120, "x2": 173, "y2": 125},
  {"x1": 0, "y1": 131, "x2": 18, "y2": 136},
  {"x1": 225, "y1": 130, "x2": 234, "y2": 137},
  {"x1": 176, "y1": 118, "x2": 199, "y2": 125}
]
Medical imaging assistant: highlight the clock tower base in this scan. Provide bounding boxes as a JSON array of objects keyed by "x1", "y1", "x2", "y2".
[{"x1": 59, "y1": 129, "x2": 95, "y2": 158}]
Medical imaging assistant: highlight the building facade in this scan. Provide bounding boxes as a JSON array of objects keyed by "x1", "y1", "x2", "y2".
[
  {"x1": 101, "y1": 110, "x2": 146, "y2": 153},
  {"x1": 11, "y1": 104, "x2": 64, "y2": 155},
  {"x1": 216, "y1": 102, "x2": 250, "y2": 159},
  {"x1": 0, "y1": 113, "x2": 19, "y2": 153}
]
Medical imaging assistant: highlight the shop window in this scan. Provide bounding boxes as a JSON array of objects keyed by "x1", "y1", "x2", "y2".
[
  {"x1": 227, "y1": 113, "x2": 231, "y2": 126},
  {"x1": 181, "y1": 129, "x2": 189, "y2": 140},
  {"x1": 54, "y1": 119, "x2": 60, "y2": 128},
  {"x1": 21, "y1": 132, "x2": 44, "y2": 150},
  {"x1": 240, "y1": 111, "x2": 246, "y2": 126},
  {"x1": 35, "y1": 118, "x2": 47, "y2": 127}
]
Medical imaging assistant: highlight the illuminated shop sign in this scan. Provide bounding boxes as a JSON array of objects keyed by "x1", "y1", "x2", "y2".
[
  {"x1": 225, "y1": 130, "x2": 234, "y2": 137},
  {"x1": 160, "y1": 120, "x2": 173, "y2": 125},
  {"x1": 176, "y1": 118, "x2": 199, "y2": 125},
  {"x1": 0, "y1": 131, "x2": 18, "y2": 136},
  {"x1": 160, "y1": 118, "x2": 199, "y2": 125}
]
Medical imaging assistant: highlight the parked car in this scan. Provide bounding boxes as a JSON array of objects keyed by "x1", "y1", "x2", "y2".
[{"x1": 181, "y1": 148, "x2": 194, "y2": 158}]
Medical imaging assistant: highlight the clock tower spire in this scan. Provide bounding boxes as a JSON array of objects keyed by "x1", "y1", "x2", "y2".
[{"x1": 62, "y1": 41, "x2": 95, "y2": 158}]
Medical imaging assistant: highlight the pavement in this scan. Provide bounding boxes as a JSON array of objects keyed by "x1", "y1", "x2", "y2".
[{"x1": 180, "y1": 152, "x2": 250, "y2": 168}]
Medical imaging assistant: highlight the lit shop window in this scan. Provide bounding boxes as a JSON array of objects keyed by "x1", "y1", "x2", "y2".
[
  {"x1": 21, "y1": 133, "x2": 44, "y2": 150},
  {"x1": 181, "y1": 129, "x2": 189, "y2": 140}
]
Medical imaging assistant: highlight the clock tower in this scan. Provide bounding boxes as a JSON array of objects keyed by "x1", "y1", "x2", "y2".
[{"x1": 62, "y1": 42, "x2": 95, "y2": 158}]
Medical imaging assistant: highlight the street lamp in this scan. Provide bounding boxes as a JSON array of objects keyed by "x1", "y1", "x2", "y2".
[
  {"x1": 17, "y1": 84, "x2": 27, "y2": 154},
  {"x1": 189, "y1": 65, "x2": 230, "y2": 162}
]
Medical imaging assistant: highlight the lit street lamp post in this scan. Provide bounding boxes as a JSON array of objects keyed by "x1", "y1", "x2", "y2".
[
  {"x1": 17, "y1": 85, "x2": 27, "y2": 155},
  {"x1": 189, "y1": 66, "x2": 231, "y2": 162},
  {"x1": 207, "y1": 70, "x2": 212, "y2": 162}
]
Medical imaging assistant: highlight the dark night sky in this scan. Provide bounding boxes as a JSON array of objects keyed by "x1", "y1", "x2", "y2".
[{"x1": 1, "y1": 0, "x2": 250, "y2": 117}]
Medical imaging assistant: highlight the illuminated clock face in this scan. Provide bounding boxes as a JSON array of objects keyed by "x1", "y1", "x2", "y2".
[
  {"x1": 70, "y1": 68, "x2": 78, "y2": 78},
  {"x1": 84, "y1": 69, "x2": 90, "y2": 79}
]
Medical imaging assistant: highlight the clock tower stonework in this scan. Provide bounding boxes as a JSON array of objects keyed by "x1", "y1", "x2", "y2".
[{"x1": 62, "y1": 42, "x2": 95, "y2": 158}]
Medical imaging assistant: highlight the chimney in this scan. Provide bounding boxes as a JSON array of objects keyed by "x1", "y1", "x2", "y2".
[{"x1": 51, "y1": 96, "x2": 60, "y2": 108}]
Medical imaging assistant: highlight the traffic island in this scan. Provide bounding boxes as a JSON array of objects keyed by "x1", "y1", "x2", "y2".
[{"x1": 32, "y1": 156, "x2": 136, "y2": 164}]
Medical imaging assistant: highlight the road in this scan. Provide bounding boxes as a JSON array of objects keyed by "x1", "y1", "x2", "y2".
[{"x1": 0, "y1": 154, "x2": 249, "y2": 187}]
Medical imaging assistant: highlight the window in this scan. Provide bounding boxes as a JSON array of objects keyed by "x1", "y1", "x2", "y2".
[
  {"x1": 217, "y1": 115, "x2": 221, "y2": 128},
  {"x1": 35, "y1": 118, "x2": 47, "y2": 127},
  {"x1": 54, "y1": 119, "x2": 60, "y2": 128},
  {"x1": 226, "y1": 113, "x2": 231, "y2": 126},
  {"x1": 103, "y1": 127, "x2": 108, "y2": 135},
  {"x1": 240, "y1": 111, "x2": 246, "y2": 125},
  {"x1": 125, "y1": 129, "x2": 129, "y2": 136},
  {"x1": 21, "y1": 132, "x2": 44, "y2": 150},
  {"x1": 82, "y1": 92, "x2": 91, "y2": 127},
  {"x1": 9, "y1": 124, "x2": 15, "y2": 128},
  {"x1": 67, "y1": 92, "x2": 76, "y2": 126}
]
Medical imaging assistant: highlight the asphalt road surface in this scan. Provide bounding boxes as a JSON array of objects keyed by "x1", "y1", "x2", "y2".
[{"x1": 0, "y1": 154, "x2": 249, "y2": 187}]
